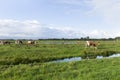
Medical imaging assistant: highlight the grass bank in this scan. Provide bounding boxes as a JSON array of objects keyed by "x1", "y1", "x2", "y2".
[
  {"x1": 0, "y1": 57, "x2": 120, "y2": 80},
  {"x1": 0, "y1": 40, "x2": 120, "y2": 64}
]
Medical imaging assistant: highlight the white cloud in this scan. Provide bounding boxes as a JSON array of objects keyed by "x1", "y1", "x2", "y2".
[
  {"x1": 0, "y1": 19, "x2": 85, "y2": 39},
  {"x1": 0, "y1": 19, "x2": 42, "y2": 39},
  {"x1": 88, "y1": 30, "x2": 112, "y2": 38},
  {"x1": 0, "y1": 19, "x2": 119, "y2": 39}
]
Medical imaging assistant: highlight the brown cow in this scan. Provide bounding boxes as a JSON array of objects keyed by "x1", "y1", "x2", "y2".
[
  {"x1": 86, "y1": 41, "x2": 99, "y2": 49},
  {"x1": 0, "y1": 41, "x2": 11, "y2": 45}
]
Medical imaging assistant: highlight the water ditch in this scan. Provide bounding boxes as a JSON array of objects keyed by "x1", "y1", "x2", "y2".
[{"x1": 52, "y1": 53, "x2": 120, "y2": 63}]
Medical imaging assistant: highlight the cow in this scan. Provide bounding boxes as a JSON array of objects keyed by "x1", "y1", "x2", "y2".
[
  {"x1": 0, "y1": 40, "x2": 4, "y2": 45},
  {"x1": 27, "y1": 40, "x2": 36, "y2": 45},
  {"x1": 0, "y1": 41, "x2": 11, "y2": 45},
  {"x1": 15, "y1": 40, "x2": 23, "y2": 44},
  {"x1": 4, "y1": 41, "x2": 11, "y2": 45},
  {"x1": 86, "y1": 41, "x2": 99, "y2": 49}
]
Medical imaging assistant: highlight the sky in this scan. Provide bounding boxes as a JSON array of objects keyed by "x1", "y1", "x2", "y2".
[{"x1": 0, "y1": 0, "x2": 120, "y2": 39}]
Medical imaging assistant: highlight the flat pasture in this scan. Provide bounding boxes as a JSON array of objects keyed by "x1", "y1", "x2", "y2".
[{"x1": 0, "y1": 40, "x2": 120, "y2": 80}]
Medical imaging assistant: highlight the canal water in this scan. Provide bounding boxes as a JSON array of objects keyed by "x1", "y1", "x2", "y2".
[
  {"x1": 53, "y1": 57, "x2": 82, "y2": 62},
  {"x1": 52, "y1": 53, "x2": 120, "y2": 63}
]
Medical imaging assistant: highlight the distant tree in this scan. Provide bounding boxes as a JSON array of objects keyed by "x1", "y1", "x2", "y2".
[
  {"x1": 115, "y1": 37, "x2": 120, "y2": 41},
  {"x1": 86, "y1": 36, "x2": 90, "y2": 40}
]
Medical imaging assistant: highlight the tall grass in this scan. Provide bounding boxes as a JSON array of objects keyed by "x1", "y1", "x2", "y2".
[
  {"x1": 0, "y1": 40, "x2": 120, "y2": 64},
  {"x1": 0, "y1": 57, "x2": 120, "y2": 80},
  {"x1": 0, "y1": 40, "x2": 120, "y2": 79}
]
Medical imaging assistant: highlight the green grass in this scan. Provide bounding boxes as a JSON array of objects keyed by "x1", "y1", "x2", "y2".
[
  {"x1": 0, "y1": 40, "x2": 120, "y2": 64},
  {"x1": 0, "y1": 57, "x2": 120, "y2": 80},
  {"x1": 0, "y1": 40, "x2": 120, "y2": 79}
]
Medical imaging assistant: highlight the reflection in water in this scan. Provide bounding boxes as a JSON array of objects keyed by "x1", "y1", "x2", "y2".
[
  {"x1": 96, "y1": 56, "x2": 103, "y2": 59},
  {"x1": 53, "y1": 57, "x2": 82, "y2": 63},
  {"x1": 97, "y1": 54, "x2": 120, "y2": 59},
  {"x1": 108, "y1": 54, "x2": 120, "y2": 58},
  {"x1": 52, "y1": 54, "x2": 120, "y2": 63}
]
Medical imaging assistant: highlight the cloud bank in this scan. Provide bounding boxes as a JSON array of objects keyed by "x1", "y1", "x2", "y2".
[{"x1": 0, "y1": 19, "x2": 118, "y2": 39}]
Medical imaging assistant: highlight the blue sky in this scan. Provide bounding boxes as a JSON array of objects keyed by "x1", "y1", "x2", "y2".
[{"x1": 0, "y1": 0, "x2": 120, "y2": 39}]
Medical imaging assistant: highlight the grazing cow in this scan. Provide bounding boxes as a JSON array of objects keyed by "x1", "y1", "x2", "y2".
[
  {"x1": 4, "y1": 41, "x2": 11, "y2": 45},
  {"x1": 86, "y1": 41, "x2": 99, "y2": 49},
  {"x1": 15, "y1": 40, "x2": 23, "y2": 44},
  {"x1": 0, "y1": 41, "x2": 11, "y2": 45},
  {"x1": 27, "y1": 40, "x2": 36, "y2": 45}
]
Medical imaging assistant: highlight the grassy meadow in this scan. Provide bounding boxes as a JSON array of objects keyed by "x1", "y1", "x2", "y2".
[{"x1": 0, "y1": 39, "x2": 120, "y2": 80}]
